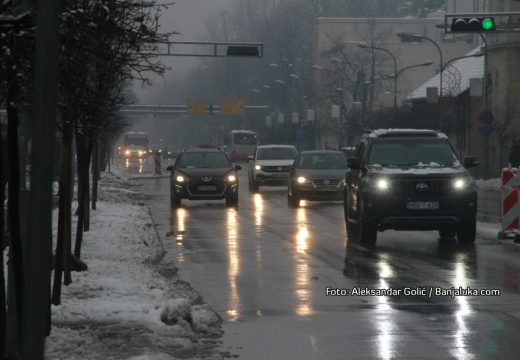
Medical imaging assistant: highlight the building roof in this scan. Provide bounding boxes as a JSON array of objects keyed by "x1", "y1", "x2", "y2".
[{"x1": 408, "y1": 47, "x2": 484, "y2": 100}]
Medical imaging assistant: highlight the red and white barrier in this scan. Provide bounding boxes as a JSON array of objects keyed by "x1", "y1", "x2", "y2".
[
  {"x1": 154, "y1": 152, "x2": 162, "y2": 175},
  {"x1": 500, "y1": 167, "x2": 520, "y2": 237}
]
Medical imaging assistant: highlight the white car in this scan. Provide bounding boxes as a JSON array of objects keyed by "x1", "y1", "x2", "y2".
[{"x1": 248, "y1": 145, "x2": 298, "y2": 192}]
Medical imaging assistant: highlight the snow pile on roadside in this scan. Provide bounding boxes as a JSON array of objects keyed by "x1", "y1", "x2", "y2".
[
  {"x1": 45, "y1": 173, "x2": 224, "y2": 360},
  {"x1": 476, "y1": 177, "x2": 500, "y2": 192}
]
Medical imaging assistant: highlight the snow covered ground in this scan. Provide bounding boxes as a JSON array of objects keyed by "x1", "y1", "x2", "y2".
[{"x1": 45, "y1": 171, "x2": 226, "y2": 360}]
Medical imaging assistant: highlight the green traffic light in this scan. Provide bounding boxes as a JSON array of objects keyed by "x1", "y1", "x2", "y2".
[{"x1": 481, "y1": 18, "x2": 494, "y2": 31}]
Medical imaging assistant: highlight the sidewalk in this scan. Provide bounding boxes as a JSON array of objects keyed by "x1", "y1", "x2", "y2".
[{"x1": 45, "y1": 172, "x2": 227, "y2": 360}]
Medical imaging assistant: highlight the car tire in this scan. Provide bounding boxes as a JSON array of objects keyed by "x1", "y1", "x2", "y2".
[
  {"x1": 249, "y1": 174, "x2": 259, "y2": 193},
  {"x1": 226, "y1": 192, "x2": 239, "y2": 207},
  {"x1": 457, "y1": 218, "x2": 476, "y2": 244},
  {"x1": 358, "y1": 220, "x2": 377, "y2": 245},
  {"x1": 170, "y1": 191, "x2": 181, "y2": 208},
  {"x1": 438, "y1": 230, "x2": 456, "y2": 241},
  {"x1": 344, "y1": 188, "x2": 355, "y2": 223},
  {"x1": 288, "y1": 185, "x2": 300, "y2": 208}
]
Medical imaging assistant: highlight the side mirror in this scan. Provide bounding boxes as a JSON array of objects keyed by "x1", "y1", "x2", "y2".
[
  {"x1": 463, "y1": 156, "x2": 479, "y2": 168},
  {"x1": 248, "y1": 155, "x2": 254, "y2": 161},
  {"x1": 166, "y1": 165, "x2": 174, "y2": 171},
  {"x1": 347, "y1": 157, "x2": 362, "y2": 169},
  {"x1": 235, "y1": 165, "x2": 242, "y2": 171}
]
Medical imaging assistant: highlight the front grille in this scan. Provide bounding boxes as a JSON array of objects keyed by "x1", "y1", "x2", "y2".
[
  {"x1": 393, "y1": 179, "x2": 451, "y2": 196},
  {"x1": 312, "y1": 179, "x2": 341, "y2": 186},
  {"x1": 262, "y1": 166, "x2": 291, "y2": 173}
]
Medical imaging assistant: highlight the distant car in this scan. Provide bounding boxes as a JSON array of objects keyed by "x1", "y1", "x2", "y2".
[
  {"x1": 123, "y1": 145, "x2": 147, "y2": 159},
  {"x1": 344, "y1": 129, "x2": 479, "y2": 245},
  {"x1": 248, "y1": 145, "x2": 298, "y2": 192},
  {"x1": 288, "y1": 150, "x2": 347, "y2": 207},
  {"x1": 166, "y1": 147, "x2": 241, "y2": 207}
]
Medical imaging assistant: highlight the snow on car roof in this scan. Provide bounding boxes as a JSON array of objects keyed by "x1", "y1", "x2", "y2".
[{"x1": 367, "y1": 128, "x2": 447, "y2": 138}]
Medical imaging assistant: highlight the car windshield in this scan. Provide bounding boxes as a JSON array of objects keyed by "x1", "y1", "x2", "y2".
[
  {"x1": 178, "y1": 152, "x2": 230, "y2": 169},
  {"x1": 257, "y1": 147, "x2": 297, "y2": 160},
  {"x1": 297, "y1": 154, "x2": 346, "y2": 169},
  {"x1": 368, "y1": 139, "x2": 459, "y2": 167}
]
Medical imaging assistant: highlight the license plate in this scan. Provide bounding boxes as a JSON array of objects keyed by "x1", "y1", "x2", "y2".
[
  {"x1": 198, "y1": 186, "x2": 217, "y2": 191},
  {"x1": 317, "y1": 185, "x2": 337, "y2": 192},
  {"x1": 406, "y1": 201, "x2": 439, "y2": 210}
]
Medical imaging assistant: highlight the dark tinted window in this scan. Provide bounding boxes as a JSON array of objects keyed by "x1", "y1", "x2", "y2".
[
  {"x1": 233, "y1": 133, "x2": 257, "y2": 145},
  {"x1": 368, "y1": 139, "x2": 458, "y2": 166},
  {"x1": 178, "y1": 152, "x2": 230, "y2": 169},
  {"x1": 257, "y1": 147, "x2": 297, "y2": 160},
  {"x1": 297, "y1": 154, "x2": 346, "y2": 169}
]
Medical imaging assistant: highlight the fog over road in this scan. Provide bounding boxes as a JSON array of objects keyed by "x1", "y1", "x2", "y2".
[{"x1": 130, "y1": 161, "x2": 520, "y2": 359}]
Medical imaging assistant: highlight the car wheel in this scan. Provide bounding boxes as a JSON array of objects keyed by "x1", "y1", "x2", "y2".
[
  {"x1": 170, "y1": 191, "x2": 181, "y2": 208},
  {"x1": 344, "y1": 188, "x2": 355, "y2": 223},
  {"x1": 457, "y1": 218, "x2": 476, "y2": 244},
  {"x1": 226, "y1": 191, "x2": 239, "y2": 207},
  {"x1": 358, "y1": 220, "x2": 377, "y2": 245},
  {"x1": 288, "y1": 185, "x2": 300, "y2": 208},
  {"x1": 249, "y1": 174, "x2": 259, "y2": 193},
  {"x1": 438, "y1": 230, "x2": 456, "y2": 242}
]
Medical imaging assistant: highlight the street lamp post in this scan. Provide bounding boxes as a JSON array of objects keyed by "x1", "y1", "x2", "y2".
[{"x1": 397, "y1": 33, "x2": 444, "y2": 97}]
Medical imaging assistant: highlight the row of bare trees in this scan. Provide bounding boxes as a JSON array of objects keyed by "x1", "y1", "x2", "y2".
[
  {"x1": 0, "y1": 0, "x2": 173, "y2": 358},
  {"x1": 146, "y1": 0, "x2": 447, "y2": 147}
]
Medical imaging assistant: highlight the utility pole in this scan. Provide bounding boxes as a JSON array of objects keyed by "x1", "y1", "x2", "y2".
[{"x1": 22, "y1": 0, "x2": 63, "y2": 358}]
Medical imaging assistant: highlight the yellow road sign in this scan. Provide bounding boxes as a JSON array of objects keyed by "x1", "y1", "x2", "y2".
[
  {"x1": 220, "y1": 100, "x2": 245, "y2": 115},
  {"x1": 187, "y1": 99, "x2": 208, "y2": 115}
]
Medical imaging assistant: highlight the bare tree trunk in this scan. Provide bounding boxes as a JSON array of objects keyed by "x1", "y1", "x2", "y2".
[
  {"x1": 74, "y1": 132, "x2": 93, "y2": 258},
  {"x1": 6, "y1": 66, "x2": 23, "y2": 357},
  {"x1": 0, "y1": 121, "x2": 6, "y2": 360},
  {"x1": 92, "y1": 136, "x2": 98, "y2": 210},
  {"x1": 52, "y1": 120, "x2": 73, "y2": 305},
  {"x1": 84, "y1": 137, "x2": 92, "y2": 231}
]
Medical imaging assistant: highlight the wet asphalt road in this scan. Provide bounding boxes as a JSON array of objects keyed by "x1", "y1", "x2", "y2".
[{"x1": 127, "y1": 160, "x2": 520, "y2": 360}]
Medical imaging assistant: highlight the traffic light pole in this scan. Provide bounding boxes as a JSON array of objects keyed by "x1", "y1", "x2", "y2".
[{"x1": 478, "y1": 33, "x2": 490, "y2": 177}]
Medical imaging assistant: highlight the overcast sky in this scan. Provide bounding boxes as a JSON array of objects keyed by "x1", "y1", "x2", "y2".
[{"x1": 133, "y1": 0, "x2": 232, "y2": 103}]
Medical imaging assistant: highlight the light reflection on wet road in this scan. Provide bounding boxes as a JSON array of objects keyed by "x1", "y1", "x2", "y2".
[{"x1": 136, "y1": 166, "x2": 520, "y2": 359}]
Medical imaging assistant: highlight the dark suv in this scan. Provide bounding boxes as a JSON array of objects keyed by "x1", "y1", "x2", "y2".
[
  {"x1": 344, "y1": 129, "x2": 479, "y2": 245},
  {"x1": 167, "y1": 147, "x2": 241, "y2": 208}
]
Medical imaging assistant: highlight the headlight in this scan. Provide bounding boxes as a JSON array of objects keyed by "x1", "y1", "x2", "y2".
[
  {"x1": 138, "y1": 150, "x2": 143, "y2": 156},
  {"x1": 255, "y1": 165, "x2": 262, "y2": 170},
  {"x1": 375, "y1": 178, "x2": 390, "y2": 191},
  {"x1": 453, "y1": 177, "x2": 468, "y2": 190},
  {"x1": 297, "y1": 176, "x2": 309, "y2": 184},
  {"x1": 125, "y1": 150, "x2": 130, "y2": 155},
  {"x1": 176, "y1": 175, "x2": 185, "y2": 183},
  {"x1": 227, "y1": 174, "x2": 237, "y2": 182}
]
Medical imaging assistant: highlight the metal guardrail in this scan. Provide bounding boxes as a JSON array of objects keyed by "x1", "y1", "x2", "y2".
[{"x1": 477, "y1": 188, "x2": 501, "y2": 222}]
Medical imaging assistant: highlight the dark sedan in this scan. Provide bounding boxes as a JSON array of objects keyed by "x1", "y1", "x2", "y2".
[
  {"x1": 288, "y1": 150, "x2": 346, "y2": 207},
  {"x1": 167, "y1": 148, "x2": 241, "y2": 208}
]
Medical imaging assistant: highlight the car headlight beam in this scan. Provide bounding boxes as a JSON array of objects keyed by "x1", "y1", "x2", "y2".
[
  {"x1": 453, "y1": 177, "x2": 467, "y2": 190},
  {"x1": 375, "y1": 178, "x2": 390, "y2": 191},
  {"x1": 255, "y1": 165, "x2": 262, "y2": 170},
  {"x1": 176, "y1": 175, "x2": 185, "y2": 183},
  {"x1": 297, "y1": 176, "x2": 308, "y2": 184},
  {"x1": 227, "y1": 174, "x2": 237, "y2": 182}
]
